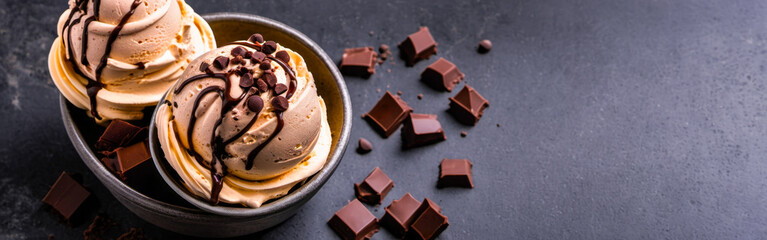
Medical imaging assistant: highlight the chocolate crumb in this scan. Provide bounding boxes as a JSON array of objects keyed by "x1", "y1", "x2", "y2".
[
  {"x1": 478, "y1": 39, "x2": 492, "y2": 53},
  {"x1": 369, "y1": 31, "x2": 375, "y2": 36},
  {"x1": 417, "y1": 94, "x2": 423, "y2": 100},
  {"x1": 231, "y1": 55, "x2": 244, "y2": 65},
  {"x1": 397, "y1": 91, "x2": 402, "y2": 96},
  {"x1": 173, "y1": 102, "x2": 178, "y2": 108},
  {"x1": 357, "y1": 137, "x2": 373, "y2": 154},
  {"x1": 460, "y1": 131, "x2": 467, "y2": 137},
  {"x1": 256, "y1": 78, "x2": 268, "y2": 92},
  {"x1": 497, "y1": 124, "x2": 500, "y2": 128},
  {"x1": 136, "y1": 62, "x2": 145, "y2": 70},
  {"x1": 377, "y1": 88, "x2": 381, "y2": 93},
  {"x1": 274, "y1": 83, "x2": 288, "y2": 95},
  {"x1": 117, "y1": 228, "x2": 145, "y2": 240},
  {"x1": 260, "y1": 59, "x2": 272, "y2": 70},
  {"x1": 163, "y1": 100, "x2": 171, "y2": 106}
]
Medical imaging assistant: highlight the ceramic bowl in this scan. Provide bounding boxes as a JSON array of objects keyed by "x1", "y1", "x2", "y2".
[{"x1": 60, "y1": 12, "x2": 351, "y2": 238}]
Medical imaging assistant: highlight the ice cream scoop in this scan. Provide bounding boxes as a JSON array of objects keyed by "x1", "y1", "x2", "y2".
[
  {"x1": 48, "y1": 0, "x2": 215, "y2": 122},
  {"x1": 155, "y1": 34, "x2": 332, "y2": 207}
]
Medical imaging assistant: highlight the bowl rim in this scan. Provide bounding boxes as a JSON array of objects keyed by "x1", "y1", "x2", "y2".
[
  {"x1": 149, "y1": 12, "x2": 351, "y2": 217},
  {"x1": 60, "y1": 12, "x2": 351, "y2": 218}
]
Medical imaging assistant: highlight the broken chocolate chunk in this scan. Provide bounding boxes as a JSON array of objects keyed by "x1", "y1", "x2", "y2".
[
  {"x1": 261, "y1": 71, "x2": 277, "y2": 88},
  {"x1": 438, "y1": 159, "x2": 474, "y2": 188},
  {"x1": 406, "y1": 199, "x2": 449, "y2": 240},
  {"x1": 42, "y1": 172, "x2": 91, "y2": 223},
  {"x1": 231, "y1": 46, "x2": 247, "y2": 57},
  {"x1": 363, "y1": 91, "x2": 413, "y2": 138},
  {"x1": 328, "y1": 199, "x2": 379, "y2": 240},
  {"x1": 448, "y1": 85, "x2": 489, "y2": 125},
  {"x1": 421, "y1": 58, "x2": 464, "y2": 92},
  {"x1": 357, "y1": 137, "x2": 373, "y2": 154},
  {"x1": 401, "y1": 113, "x2": 446, "y2": 149},
  {"x1": 380, "y1": 193, "x2": 421, "y2": 237},
  {"x1": 274, "y1": 83, "x2": 288, "y2": 95},
  {"x1": 272, "y1": 96, "x2": 289, "y2": 112},
  {"x1": 340, "y1": 47, "x2": 378, "y2": 78},
  {"x1": 262, "y1": 41, "x2": 278, "y2": 55},
  {"x1": 354, "y1": 167, "x2": 394, "y2": 205},
  {"x1": 478, "y1": 39, "x2": 492, "y2": 53},
  {"x1": 213, "y1": 56, "x2": 229, "y2": 69},
  {"x1": 398, "y1": 27, "x2": 438, "y2": 66},
  {"x1": 247, "y1": 95, "x2": 264, "y2": 113},
  {"x1": 231, "y1": 55, "x2": 244, "y2": 65},
  {"x1": 248, "y1": 33, "x2": 264, "y2": 43},
  {"x1": 95, "y1": 120, "x2": 146, "y2": 151},
  {"x1": 275, "y1": 50, "x2": 291, "y2": 64},
  {"x1": 101, "y1": 141, "x2": 152, "y2": 186}
]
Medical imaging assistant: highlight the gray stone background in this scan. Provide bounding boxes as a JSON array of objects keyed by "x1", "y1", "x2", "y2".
[{"x1": 3, "y1": 0, "x2": 767, "y2": 239}]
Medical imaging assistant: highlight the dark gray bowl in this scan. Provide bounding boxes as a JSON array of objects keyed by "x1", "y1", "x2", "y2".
[{"x1": 60, "y1": 13, "x2": 351, "y2": 238}]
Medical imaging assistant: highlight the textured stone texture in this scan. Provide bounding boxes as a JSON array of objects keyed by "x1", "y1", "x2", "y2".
[{"x1": 3, "y1": 0, "x2": 767, "y2": 239}]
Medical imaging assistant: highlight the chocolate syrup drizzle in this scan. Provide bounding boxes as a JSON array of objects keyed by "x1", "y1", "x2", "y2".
[
  {"x1": 173, "y1": 39, "x2": 298, "y2": 204},
  {"x1": 61, "y1": 0, "x2": 141, "y2": 120}
]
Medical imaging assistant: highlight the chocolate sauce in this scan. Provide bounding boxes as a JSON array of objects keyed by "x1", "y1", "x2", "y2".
[
  {"x1": 80, "y1": 16, "x2": 95, "y2": 66},
  {"x1": 177, "y1": 38, "x2": 299, "y2": 204}
]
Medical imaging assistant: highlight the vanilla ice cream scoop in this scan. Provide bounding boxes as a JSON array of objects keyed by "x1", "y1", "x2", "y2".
[
  {"x1": 155, "y1": 34, "x2": 332, "y2": 207},
  {"x1": 48, "y1": 0, "x2": 215, "y2": 122}
]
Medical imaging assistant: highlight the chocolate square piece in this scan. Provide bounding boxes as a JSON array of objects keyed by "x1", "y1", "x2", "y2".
[
  {"x1": 354, "y1": 167, "x2": 394, "y2": 205},
  {"x1": 42, "y1": 172, "x2": 91, "y2": 222},
  {"x1": 328, "y1": 199, "x2": 379, "y2": 240},
  {"x1": 101, "y1": 141, "x2": 152, "y2": 186},
  {"x1": 95, "y1": 120, "x2": 147, "y2": 151},
  {"x1": 407, "y1": 199, "x2": 449, "y2": 240},
  {"x1": 438, "y1": 159, "x2": 474, "y2": 188},
  {"x1": 380, "y1": 193, "x2": 421, "y2": 237},
  {"x1": 340, "y1": 47, "x2": 378, "y2": 78},
  {"x1": 399, "y1": 27, "x2": 438, "y2": 66},
  {"x1": 448, "y1": 85, "x2": 489, "y2": 125},
  {"x1": 421, "y1": 58, "x2": 464, "y2": 92},
  {"x1": 401, "y1": 113, "x2": 446, "y2": 149},
  {"x1": 363, "y1": 91, "x2": 413, "y2": 138}
]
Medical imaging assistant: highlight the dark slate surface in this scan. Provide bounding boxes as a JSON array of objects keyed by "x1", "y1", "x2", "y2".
[{"x1": 2, "y1": 0, "x2": 767, "y2": 239}]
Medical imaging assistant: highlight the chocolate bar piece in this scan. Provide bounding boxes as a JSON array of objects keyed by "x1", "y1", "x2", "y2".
[
  {"x1": 328, "y1": 199, "x2": 379, "y2": 240},
  {"x1": 407, "y1": 199, "x2": 449, "y2": 240},
  {"x1": 380, "y1": 193, "x2": 421, "y2": 237},
  {"x1": 448, "y1": 85, "x2": 489, "y2": 125},
  {"x1": 101, "y1": 141, "x2": 152, "y2": 186},
  {"x1": 363, "y1": 91, "x2": 413, "y2": 138},
  {"x1": 354, "y1": 167, "x2": 394, "y2": 205},
  {"x1": 95, "y1": 120, "x2": 147, "y2": 151},
  {"x1": 438, "y1": 159, "x2": 474, "y2": 188},
  {"x1": 399, "y1": 27, "x2": 438, "y2": 66},
  {"x1": 421, "y1": 58, "x2": 464, "y2": 92},
  {"x1": 340, "y1": 47, "x2": 378, "y2": 77},
  {"x1": 401, "y1": 113, "x2": 446, "y2": 149},
  {"x1": 42, "y1": 172, "x2": 91, "y2": 222}
]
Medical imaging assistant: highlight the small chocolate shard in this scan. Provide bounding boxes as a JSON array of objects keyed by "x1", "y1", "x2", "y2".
[
  {"x1": 401, "y1": 113, "x2": 446, "y2": 149},
  {"x1": 95, "y1": 120, "x2": 147, "y2": 151},
  {"x1": 274, "y1": 83, "x2": 288, "y2": 95},
  {"x1": 213, "y1": 56, "x2": 229, "y2": 70},
  {"x1": 262, "y1": 41, "x2": 278, "y2": 55},
  {"x1": 354, "y1": 167, "x2": 394, "y2": 205},
  {"x1": 255, "y1": 78, "x2": 269, "y2": 92},
  {"x1": 438, "y1": 159, "x2": 474, "y2": 188},
  {"x1": 101, "y1": 141, "x2": 152, "y2": 185},
  {"x1": 406, "y1": 199, "x2": 449, "y2": 240},
  {"x1": 136, "y1": 62, "x2": 145, "y2": 70},
  {"x1": 363, "y1": 91, "x2": 413, "y2": 138},
  {"x1": 328, "y1": 199, "x2": 379, "y2": 240},
  {"x1": 357, "y1": 137, "x2": 373, "y2": 154},
  {"x1": 275, "y1": 50, "x2": 291, "y2": 64},
  {"x1": 421, "y1": 58, "x2": 464, "y2": 92},
  {"x1": 478, "y1": 39, "x2": 492, "y2": 53},
  {"x1": 380, "y1": 193, "x2": 421, "y2": 237},
  {"x1": 448, "y1": 85, "x2": 489, "y2": 125},
  {"x1": 247, "y1": 95, "x2": 264, "y2": 113},
  {"x1": 398, "y1": 27, "x2": 437, "y2": 66},
  {"x1": 239, "y1": 73, "x2": 253, "y2": 88},
  {"x1": 272, "y1": 96, "x2": 289, "y2": 112},
  {"x1": 261, "y1": 71, "x2": 277, "y2": 87},
  {"x1": 340, "y1": 47, "x2": 378, "y2": 78},
  {"x1": 248, "y1": 33, "x2": 264, "y2": 43},
  {"x1": 83, "y1": 215, "x2": 115, "y2": 240},
  {"x1": 42, "y1": 172, "x2": 91, "y2": 223}
]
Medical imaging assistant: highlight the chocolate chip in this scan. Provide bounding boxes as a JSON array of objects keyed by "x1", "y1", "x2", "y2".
[
  {"x1": 379, "y1": 44, "x2": 390, "y2": 52},
  {"x1": 164, "y1": 100, "x2": 171, "y2": 106},
  {"x1": 231, "y1": 46, "x2": 247, "y2": 57},
  {"x1": 173, "y1": 102, "x2": 178, "y2": 108},
  {"x1": 261, "y1": 72, "x2": 277, "y2": 88},
  {"x1": 213, "y1": 56, "x2": 229, "y2": 69},
  {"x1": 274, "y1": 83, "x2": 287, "y2": 95},
  {"x1": 248, "y1": 33, "x2": 264, "y2": 43},
  {"x1": 199, "y1": 62, "x2": 209, "y2": 72},
  {"x1": 247, "y1": 95, "x2": 264, "y2": 113},
  {"x1": 237, "y1": 66, "x2": 250, "y2": 76},
  {"x1": 231, "y1": 55, "x2": 244, "y2": 65},
  {"x1": 275, "y1": 50, "x2": 290, "y2": 63},
  {"x1": 271, "y1": 96, "x2": 289, "y2": 112},
  {"x1": 243, "y1": 51, "x2": 253, "y2": 59},
  {"x1": 478, "y1": 39, "x2": 492, "y2": 53},
  {"x1": 251, "y1": 52, "x2": 266, "y2": 63},
  {"x1": 357, "y1": 137, "x2": 372, "y2": 154},
  {"x1": 256, "y1": 78, "x2": 268, "y2": 92},
  {"x1": 259, "y1": 59, "x2": 272, "y2": 70},
  {"x1": 262, "y1": 41, "x2": 278, "y2": 55},
  {"x1": 239, "y1": 73, "x2": 253, "y2": 88}
]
